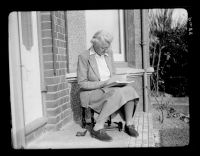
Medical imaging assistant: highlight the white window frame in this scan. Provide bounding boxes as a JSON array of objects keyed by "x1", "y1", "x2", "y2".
[{"x1": 85, "y1": 9, "x2": 125, "y2": 62}]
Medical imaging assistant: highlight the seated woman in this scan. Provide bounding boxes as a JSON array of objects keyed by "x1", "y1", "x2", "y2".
[{"x1": 77, "y1": 30, "x2": 139, "y2": 142}]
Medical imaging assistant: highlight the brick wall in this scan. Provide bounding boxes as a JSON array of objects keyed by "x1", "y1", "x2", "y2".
[{"x1": 40, "y1": 11, "x2": 72, "y2": 131}]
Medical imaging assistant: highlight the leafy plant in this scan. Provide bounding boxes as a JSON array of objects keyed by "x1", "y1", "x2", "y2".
[{"x1": 149, "y1": 9, "x2": 189, "y2": 97}]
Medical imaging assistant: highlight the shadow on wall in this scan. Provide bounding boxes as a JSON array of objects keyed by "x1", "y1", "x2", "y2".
[{"x1": 70, "y1": 82, "x2": 92, "y2": 125}]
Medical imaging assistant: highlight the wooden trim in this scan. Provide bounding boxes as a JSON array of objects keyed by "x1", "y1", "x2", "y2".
[
  {"x1": 9, "y1": 12, "x2": 26, "y2": 148},
  {"x1": 36, "y1": 11, "x2": 47, "y2": 117}
]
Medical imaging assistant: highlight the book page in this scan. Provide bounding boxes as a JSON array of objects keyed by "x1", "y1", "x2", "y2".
[{"x1": 105, "y1": 80, "x2": 134, "y2": 88}]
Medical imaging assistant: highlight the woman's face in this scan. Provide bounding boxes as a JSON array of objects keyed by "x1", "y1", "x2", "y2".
[{"x1": 93, "y1": 38, "x2": 110, "y2": 56}]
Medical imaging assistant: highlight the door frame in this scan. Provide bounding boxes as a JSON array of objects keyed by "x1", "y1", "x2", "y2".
[
  {"x1": 9, "y1": 11, "x2": 26, "y2": 149},
  {"x1": 23, "y1": 11, "x2": 47, "y2": 138},
  {"x1": 9, "y1": 11, "x2": 47, "y2": 148}
]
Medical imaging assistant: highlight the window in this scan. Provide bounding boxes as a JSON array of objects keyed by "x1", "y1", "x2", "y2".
[{"x1": 85, "y1": 10, "x2": 125, "y2": 62}]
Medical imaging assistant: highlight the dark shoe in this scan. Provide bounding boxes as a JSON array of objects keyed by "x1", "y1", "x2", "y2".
[
  {"x1": 124, "y1": 125, "x2": 139, "y2": 137},
  {"x1": 90, "y1": 128, "x2": 112, "y2": 141}
]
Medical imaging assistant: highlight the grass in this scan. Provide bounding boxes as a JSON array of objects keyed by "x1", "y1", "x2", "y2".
[
  {"x1": 150, "y1": 97, "x2": 189, "y2": 147},
  {"x1": 159, "y1": 128, "x2": 189, "y2": 147}
]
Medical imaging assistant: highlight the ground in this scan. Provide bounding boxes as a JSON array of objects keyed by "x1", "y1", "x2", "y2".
[{"x1": 150, "y1": 96, "x2": 189, "y2": 147}]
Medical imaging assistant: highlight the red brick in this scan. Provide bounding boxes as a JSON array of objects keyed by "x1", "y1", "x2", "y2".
[
  {"x1": 60, "y1": 96, "x2": 64, "y2": 105},
  {"x1": 60, "y1": 75, "x2": 66, "y2": 83},
  {"x1": 47, "y1": 106, "x2": 62, "y2": 117},
  {"x1": 55, "y1": 25, "x2": 59, "y2": 33},
  {"x1": 57, "y1": 33, "x2": 64, "y2": 40},
  {"x1": 53, "y1": 47, "x2": 58, "y2": 54},
  {"x1": 56, "y1": 122, "x2": 62, "y2": 130},
  {"x1": 66, "y1": 102, "x2": 71, "y2": 108},
  {"x1": 62, "y1": 96, "x2": 69, "y2": 103},
  {"x1": 60, "y1": 112, "x2": 64, "y2": 120},
  {"x1": 41, "y1": 22, "x2": 52, "y2": 30},
  {"x1": 61, "y1": 83, "x2": 65, "y2": 89},
  {"x1": 60, "y1": 55, "x2": 66, "y2": 61},
  {"x1": 61, "y1": 108, "x2": 71, "y2": 119},
  {"x1": 47, "y1": 115, "x2": 60, "y2": 124},
  {"x1": 42, "y1": 38, "x2": 52, "y2": 46},
  {"x1": 57, "y1": 18, "x2": 62, "y2": 26},
  {"x1": 59, "y1": 70, "x2": 62, "y2": 76},
  {"x1": 41, "y1": 14, "x2": 51, "y2": 22},
  {"x1": 61, "y1": 69, "x2": 66, "y2": 75},
  {"x1": 61, "y1": 13, "x2": 64, "y2": 20},
  {"x1": 58, "y1": 12, "x2": 62, "y2": 18},
  {"x1": 42, "y1": 30, "x2": 52, "y2": 38},
  {"x1": 60, "y1": 62, "x2": 66, "y2": 68},
  {"x1": 42, "y1": 46, "x2": 52, "y2": 54},
  {"x1": 44, "y1": 62, "x2": 54, "y2": 70},
  {"x1": 56, "y1": 57, "x2": 60, "y2": 63},
  {"x1": 53, "y1": 32, "x2": 57, "y2": 39},
  {"x1": 56, "y1": 40, "x2": 60, "y2": 47},
  {"x1": 43, "y1": 54, "x2": 53, "y2": 62},
  {"x1": 40, "y1": 11, "x2": 50, "y2": 15},
  {"x1": 47, "y1": 84, "x2": 58, "y2": 92},
  {"x1": 61, "y1": 20, "x2": 65, "y2": 27},
  {"x1": 55, "y1": 70, "x2": 60, "y2": 76},
  {"x1": 52, "y1": 23, "x2": 56, "y2": 32},
  {"x1": 58, "y1": 98, "x2": 64, "y2": 106},
  {"x1": 57, "y1": 90, "x2": 62, "y2": 98},
  {"x1": 58, "y1": 48, "x2": 66, "y2": 54},
  {"x1": 46, "y1": 100, "x2": 59, "y2": 108},
  {"x1": 61, "y1": 114, "x2": 72, "y2": 127},
  {"x1": 59, "y1": 26, "x2": 63, "y2": 34},
  {"x1": 54, "y1": 39, "x2": 58, "y2": 47},
  {"x1": 65, "y1": 82, "x2": 69, "y2": 89},
  {"x1": 66, "y1": 89, "x2": 70, "y2": 95},
  {"x1": 45, "y1": 76, "x2": 60, "y2": 85},
  {"x1": 55, "y1": 11, "x2": 58, "y2": 17},
  {"x1": 62, "y1": 89, "x2": 68, "y2": 96},
  {"x1": 61, "y1": 103, "x2": 68, "y2": 111},
  {"x1": 44, "y1": 70, "x2": 54, "y2": 77},
  {"x1": 54, "y1": 62, "x2": 59, "y2": 69},
  {"x1": 46, "y1": 92, "x2": 60, "y2": 101},
  {"x1": 60, "y1": 41, "x2": 66, "y2": 48}
]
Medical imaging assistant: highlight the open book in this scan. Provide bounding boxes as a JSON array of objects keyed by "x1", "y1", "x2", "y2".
[{"x1": 105, "y1": 80, "x2": 135, "y2": 88}]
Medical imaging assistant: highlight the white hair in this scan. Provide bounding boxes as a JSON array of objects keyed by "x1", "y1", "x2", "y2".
[{"x1": 91, "y1": 30, "x2": 113, "y2": 45}]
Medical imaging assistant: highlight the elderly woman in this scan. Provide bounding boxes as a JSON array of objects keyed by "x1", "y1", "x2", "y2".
[{"x1": 77, "y1": 30, "x2": 139, "y2": 141}]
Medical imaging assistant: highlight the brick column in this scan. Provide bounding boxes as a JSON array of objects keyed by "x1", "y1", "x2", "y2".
[{"x1": 40, "y1": 11, "x2": 72, "y2": 131}]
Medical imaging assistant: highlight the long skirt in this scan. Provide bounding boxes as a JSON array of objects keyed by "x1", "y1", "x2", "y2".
[{"x1": 88, "y1": 85, "x2": 139, "y2": 121}]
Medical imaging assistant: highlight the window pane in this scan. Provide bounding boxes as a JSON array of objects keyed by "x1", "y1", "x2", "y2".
[{"x1": 85, "y1": 10, "x2": 124, "y2": 61}]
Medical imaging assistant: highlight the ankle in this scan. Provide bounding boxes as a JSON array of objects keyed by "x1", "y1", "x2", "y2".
[
  {"x1": 125, "y1": 121, "x2": 132, "y2": 126},
  {"x1": 93, "y1": 123, "x2": 104, "y2": 131}
]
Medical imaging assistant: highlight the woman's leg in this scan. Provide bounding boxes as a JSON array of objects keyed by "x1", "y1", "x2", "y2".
[
  {"x1": 94, "y1": 89, "x2": 121, "y2": 131},
  {"x1": 124, "y1": 99, "x2": 139, "y2": 126}
]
